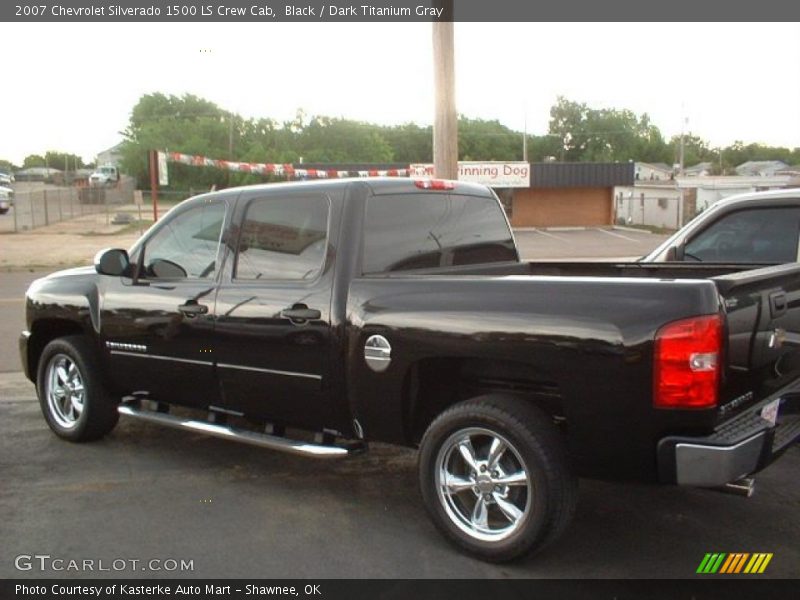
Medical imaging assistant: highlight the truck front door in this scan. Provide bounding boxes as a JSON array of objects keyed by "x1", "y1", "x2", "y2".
[{"x1": 101, "y1": 196, "x2": 227, "y2": 410}]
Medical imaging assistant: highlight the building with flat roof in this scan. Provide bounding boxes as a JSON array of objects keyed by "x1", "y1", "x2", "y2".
[{"x1": 509, "y1": 162, "x2": 634, "y2": 227}]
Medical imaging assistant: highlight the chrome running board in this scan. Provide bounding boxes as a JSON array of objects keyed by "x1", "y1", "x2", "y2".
[{"x1": 118, "y1": 402, "x2": 353, "y2": 458}]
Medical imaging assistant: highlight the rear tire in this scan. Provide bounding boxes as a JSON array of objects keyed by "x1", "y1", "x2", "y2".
[
  {"x1": 37, "y1": 335, "x2": 119, "y2": 442},
  {"x1": 418, "y1": 394, "x2": 577, "y2": 562}
]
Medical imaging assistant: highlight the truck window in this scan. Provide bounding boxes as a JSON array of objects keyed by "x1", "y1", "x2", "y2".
[
  {"x1": 684, "y1": 207, "x2": 800, "y2": 263},
  {"x1": 234, "y1": 195, "x2": 329, "y2": 280},
  {"x1": 363, "y1": 193, "x2": 517, "y2": 274},
  {"x1": 142, "y1": 201, "x2": 225, "y2": 279}
]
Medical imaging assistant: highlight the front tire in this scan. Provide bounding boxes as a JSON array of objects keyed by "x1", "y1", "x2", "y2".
[
  {"x1": 37, "y1": 335, "x2": 119, "y2": 442},
  {"x1": 418, "y1": 395, "x2": 577, "y2": 562}
]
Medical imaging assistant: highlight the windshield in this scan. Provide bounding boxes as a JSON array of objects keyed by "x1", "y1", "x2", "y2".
[{"x1": 642, "y1": 202, "x2": 725, "y2": 261}]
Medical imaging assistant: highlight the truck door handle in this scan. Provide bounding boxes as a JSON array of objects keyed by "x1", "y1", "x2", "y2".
[
  {"x1": 178, "y1": 302, "x2": 208, "y2": 317},
  {"x1": 770, "y1": 291, "x2": 787, "y2": 319},
  {"x1": 281, "y1": 305, "x2": 321, "y2": 323}
]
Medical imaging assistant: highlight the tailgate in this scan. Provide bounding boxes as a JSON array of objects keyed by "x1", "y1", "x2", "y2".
[{"x1": 714, "y1": 262, "x2": 800, "y2": 419}]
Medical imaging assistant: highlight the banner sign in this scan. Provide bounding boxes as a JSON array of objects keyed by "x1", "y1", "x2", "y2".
[
  {"x1": 410, "y1": 162, "x2": 530, "y2": 187},
  {"x1": 164, "y1": 151, "x2": 409, "y2": 180}
]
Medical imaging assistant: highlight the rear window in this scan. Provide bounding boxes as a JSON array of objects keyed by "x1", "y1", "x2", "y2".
[{"x1": 363, "y1": 193, "x2": 517, "y2": 274}]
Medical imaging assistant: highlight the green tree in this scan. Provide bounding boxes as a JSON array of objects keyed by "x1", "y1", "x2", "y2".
[
  {"x1": 22, "y1": 154, "x2": 47, "y2": 168},
  {"x1": 118, "y1": 91, "x2": 798, "y2": 192},
  {"x1": 548, "y1": 97, "x2": 588, "y2": 161},
  {"x1": 549, "y1": 96, "x2": 800, "y2": 169},
  {"x1": 121, "y1": 92, "x2": 237, "y2": 190},
  {"x1": 379, "y1": 122, "x2": 432, "y2": 163},
  {"x1": 670, "y1": 134, "x2": 715, "y2": 169},
  {"x1": 719, "y1": 141, "x2": 799, "y2": 171},
  {"x1": 0, "y1": 159, "x2": 18, "y2": 172},
  {"x1": 548, "y1": 96, "x2": 671, "y2": 163},
  {"x1": 43, "y1": 151, "x2": 85, "y2": 171},
  {"x1": 525, "y1": 135, "x2": 562, "y2": 162},
  {"x1": 458, "y1": 116, "x2": 523, "y2": 161},
  {"x1": 296, "y1": 116, "x2": 393, "y2": 163}
]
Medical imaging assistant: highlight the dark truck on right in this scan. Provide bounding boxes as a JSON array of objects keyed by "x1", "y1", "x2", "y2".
[{"x1": 21, "y1": 178, "x2": 800, "y2": 562}]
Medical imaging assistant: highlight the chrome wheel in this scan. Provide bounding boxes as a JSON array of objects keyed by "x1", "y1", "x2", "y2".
[
  {"x1": 435, "y1": 427, "x2": 531, "y2": 542},
  {"x1": 45, "y1": 353, "x2": 85, "y2": 429}
]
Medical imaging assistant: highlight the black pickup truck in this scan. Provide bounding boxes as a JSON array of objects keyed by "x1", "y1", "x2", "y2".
[{"x1": 19, "y1": 178, "x2": 800, "y2": 561}]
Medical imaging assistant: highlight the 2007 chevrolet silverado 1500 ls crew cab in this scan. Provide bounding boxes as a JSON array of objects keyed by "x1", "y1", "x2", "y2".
[{"x1": 19, "y1": 178, "x2": 800, "y2": 561}]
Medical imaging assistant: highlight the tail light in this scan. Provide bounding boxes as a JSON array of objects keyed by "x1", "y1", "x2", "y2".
[
  {"x1": 414, "y1": 179, "x2": 455, "y2": 190},
  {"x1": 654, "y1": 314, "x2": 722, "y2": 409}
]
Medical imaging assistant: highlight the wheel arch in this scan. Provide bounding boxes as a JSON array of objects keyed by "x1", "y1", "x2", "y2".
[
  {"x1": 401, "y1": 356, "x2": 567, "y2": 446},
  {"x1": 27, "y1": 319, "x2": 90, "y2": 381}
]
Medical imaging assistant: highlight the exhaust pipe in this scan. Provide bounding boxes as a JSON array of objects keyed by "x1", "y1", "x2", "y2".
[{"x1": 716, "y1": 478, "x2": 756, "y2": 497}]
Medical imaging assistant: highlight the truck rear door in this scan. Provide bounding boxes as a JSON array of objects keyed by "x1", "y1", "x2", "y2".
[{"x1": 212, "y1": 187, "x2": 340, "y2": 431}]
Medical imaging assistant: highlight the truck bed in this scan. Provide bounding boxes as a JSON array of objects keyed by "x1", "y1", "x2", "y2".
[
  {"x1": 388, "y1": 260, "x2": 762, "y2": 279},
  {"x1": 353, "y1": 260, "x2": 800, "y2": 480}
]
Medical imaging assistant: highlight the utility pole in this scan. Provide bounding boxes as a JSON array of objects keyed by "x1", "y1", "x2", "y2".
[
  {"x1": 523, "y1": 111, "x2": 528, "y2": 162},
  {"x1": 228, "y1": 116, "x2": 234, "y2": 159},
  {"x1": 679, "y1": 111, "x2": 687, "y2": 175},
  {"x1": 432, "y1": 1, "x2": 457, "y2": 179},
  {"x1": 678, "y1": 111, "x2": 687, "y2": 228},
  {"x1": 227, "y1": 115, "x2": 234, "y2": 187},
  {"x1": 149, "y1": 150, "x2": 159, "y2": 222}
]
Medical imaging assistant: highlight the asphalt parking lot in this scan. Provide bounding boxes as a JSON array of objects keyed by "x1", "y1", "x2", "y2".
[
  {"x1": 514, "y1": 227, "x2": 670, "y2": 260},
  {"x1": 1, "y1": 371, "x2": 798, "y2": 579},
  {"x1": 1, "y1": 228, "x2": 797, "y2": 579}
]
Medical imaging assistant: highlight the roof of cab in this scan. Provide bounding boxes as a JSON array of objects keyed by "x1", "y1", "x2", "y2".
[
  {"x1": 708, "y1": 187, "x2": 800, "y2": 211},
  {"x1": 210, "y1": 177, "x2": 494, "y2": 198}
]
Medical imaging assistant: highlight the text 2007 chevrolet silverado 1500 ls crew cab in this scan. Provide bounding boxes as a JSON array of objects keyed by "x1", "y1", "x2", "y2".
[{"x1": 19, "y1": 178, "x2": 800, "y2": 561}]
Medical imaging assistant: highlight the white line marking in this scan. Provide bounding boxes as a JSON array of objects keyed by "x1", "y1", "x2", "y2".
[
  {"x1": 532, "y1": 228, "x2": 568, "y2": 242},
  {"x1": 595, "y1": 228, "x2": 640, "y2": 242}
]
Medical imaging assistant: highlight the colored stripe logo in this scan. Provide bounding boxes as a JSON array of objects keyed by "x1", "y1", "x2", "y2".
[{"x1": 697, "y1": 553, "x2": 773, "y2": 574}]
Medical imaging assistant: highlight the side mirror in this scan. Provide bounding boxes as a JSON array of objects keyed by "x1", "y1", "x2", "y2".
[
  {"x1": 665, "y1": 245, "x2": 678, "y2": 261},
  {"x1": 148, "y1": 258, "x2": 188, "y2": 279},
  {"x1": 94, "y1": 248, "x2": 130, "y2": 276}
]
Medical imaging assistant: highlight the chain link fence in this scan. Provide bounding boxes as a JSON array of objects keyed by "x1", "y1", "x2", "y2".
[
  {"x1": 614, "y1": 190, "x2": 683, "y2": 232},
  {"x1": 0, "y1": 182, "x2": 199, "y2": 234},
  {"x1": 2, "y1": 180, "x2": 136, "y2": 232}
]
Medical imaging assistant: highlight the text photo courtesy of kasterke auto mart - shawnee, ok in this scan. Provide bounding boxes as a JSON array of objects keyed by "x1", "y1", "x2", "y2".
[{"x1": 1, "y1": 2, "x2": 800, "y2": 598}]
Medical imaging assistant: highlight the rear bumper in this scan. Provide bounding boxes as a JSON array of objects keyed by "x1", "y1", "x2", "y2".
[{"x1": 657, "y1": 390, "x2": 800, "y2": 487}]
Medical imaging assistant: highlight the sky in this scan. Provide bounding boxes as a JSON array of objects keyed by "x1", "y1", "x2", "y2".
[{"x1": 1, "y1": 22, "x2": 799, "y2": 165}]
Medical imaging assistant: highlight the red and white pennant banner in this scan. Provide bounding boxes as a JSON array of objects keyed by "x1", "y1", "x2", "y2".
[{"x1": 166, "y1": 152, "x2": 409, "y2": 179}]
